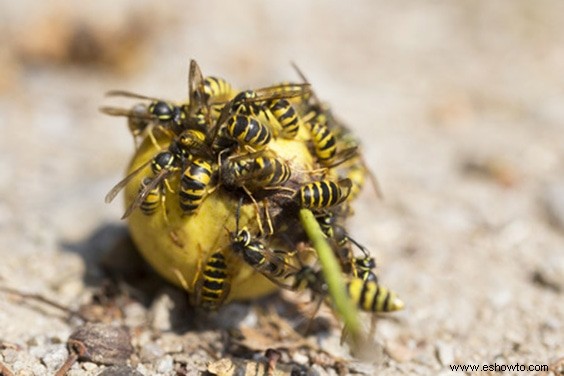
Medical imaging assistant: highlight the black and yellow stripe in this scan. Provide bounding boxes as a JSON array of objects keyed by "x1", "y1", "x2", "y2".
[
  {"x1": 293, "y1": 267, "x2": 403, "y2": 313},
  {"x1": 199, "y1": 252, "x2": 230, "y2": 311},
  {"x1": 179, "y1": 158, "x2": 213, "y2": 214},
  {"x1": 303, "y1": 108, "x2": 329, "y2": 128},
  {"x1": 297, "y1": 179, "x2": 352, "y2": 209},
  {"x1": 232, "y1": 228, "x2": 267, "y2": 267},
  {"x1": 138, "y1": 177, "x2": 161, "y2": 215},
  {"x1": 253, "y1": 156, "x2": 291, "y2": 187},
  {"x1": 202, "y1": 76, "x2": 235, "y2": 103},
  {"x1": 268, "y1": 98, "x2": 300, "y2": 138},
  {"x1": 231, "y1": 90, "x2": 262, "y2": 117},
  {"x1": 221, "y1": 157, "x2": 251, "y2": 187},
  {"x1": 169, "y1": 129, "x2": 209, "y2": 160},
  {"x1": 231, "y1": 228, "x2": 290, "y2": 279},
  {"x1": 221, "y1": 153, "x2": 290, "y2": 191},
  {"x1": 346, "y1": 278, "x2": 403, "y2": 312},
  {"x1": 225, "y1": 114, "x2": 272, "y2": 149},
  {"x1": 229, "y1": 84, "x2": 309, "y2": 120},
  {"x1": 308, "y1": 122, "x2": 337, "y2": 164}
]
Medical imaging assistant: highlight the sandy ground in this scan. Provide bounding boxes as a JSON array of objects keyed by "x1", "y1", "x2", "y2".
[{"x1": 0, "y1": 1, "x2": 563, "y2": 375}]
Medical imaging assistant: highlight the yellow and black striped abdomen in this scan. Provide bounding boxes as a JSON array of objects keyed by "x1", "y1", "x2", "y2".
[
  {"x1": 225, "y1": 114, "x2": 272, "y2": 149},
  {"x1": 202, "y1": 76, "x2": 235, "y2": 103},
  {"x1": 308, "y1": 122, "x2": 337, "y2": 164},
  {"x1": 199, "y1": 252, "x2": 230, "y2": 311},
  {"x1": 139, "y1": 178, "x2": 161, "y2": 215},
  {"x1": 254, "y1": 157, "x2": 291, "y2": 187},
  {"x1": 347, "y1": 278, "x2": 403, "y2": 312},
  {"x1": 267, "y1": 249, "x2": 294, "y2": 278},
  {"x1": 269, "y1": 99, "x2": 300, "y2": 138},
  {"x1": 222, "y1": 154, "x2": 290, "y2": 191},
  {"x1": 179, "y1": 159, "x2": 213, "y2": 214},
  {"x1": 297, "y1": 179, "x2": 352, "y2": 209}
]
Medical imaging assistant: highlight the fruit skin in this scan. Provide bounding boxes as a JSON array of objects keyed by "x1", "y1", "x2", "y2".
[{"x1": 124, "y1": 128, "x2": 316, "y2": 303}]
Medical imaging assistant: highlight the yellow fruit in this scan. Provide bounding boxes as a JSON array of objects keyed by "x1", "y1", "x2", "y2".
[{"x1": 124, "y1": 129, "x2": 316, "y2": 303}]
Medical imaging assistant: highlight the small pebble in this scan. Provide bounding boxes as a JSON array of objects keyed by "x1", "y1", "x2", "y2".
[
  {"x1": 541, "y1": 317, "x2": 562, "y2": 347},
  {"x1": 159, "y1": 333, "x2": 183, "y2": 353},
  {"x1": 310, "y1": 364, "x2": 329, "y2": 376},
  {"x1": 291, "y1": 351, "x2": 309, "y2": 365},
  {"x1": 385, "y1": 340, "x2": 414, "y2": 363},
  {"x1": 41, "y1": 345, "x2": 68, "y2": 371},
  {"x1": 207, "y1": 359, "x2": 234, "y2": 374},
  {"x1": 533, "y1": 252, "x2": 564, "y2": 292},
  {"x1": 123, "y1": 302, "x2": 147, "y2": 328},
  {"x1": 150, "y1": 290, "x2": 175, "y2": 331},
  {"x1": 135, "y1": 330, "x2": 153, "y2": 347},
  {"x1": 435, "y1": 341, "x2": 455, "y2": 366},
  {"x1": 99, "y1": 365, "x2": 143, "y2": 376},
  {"x1": 2, "y1": 349, "x2": 18, "y2": 363},
  {"x1": 15, "y1": 370, "x2": 34, "y2": 376},
  {"x1": 155, "y1": 355, "x2": 174, "y2": 374},
  {"x1": 30, "y1": 363, "x2": 48, "y2": 376},
  {"x1": 350, "y1": 362, "x2": 376, "y2": 376},
  {"x1": 140, "y1": 342, "x2": 165, "y2": 362},
  {"x1": 82, "y1": 362, "x2": 98, "y2": 371},
  {"x1": 57, "y1": 279, "x2": 84, "y2": 300},
  {"x1": 488, "y1": 289, "x2": 513, "y2": 309},
  {"x1": 136, "y1": 363, "x2": 150, "y2": 376},
  {"x1": 212, "y1": 303, "x2": 252, "y2": 330},
  {"x1": 68, "y1": 323, "x2": 133, "y2": 365}
]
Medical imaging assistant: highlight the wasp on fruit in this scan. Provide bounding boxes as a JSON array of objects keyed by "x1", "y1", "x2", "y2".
[
  {"x1": 102, "y1": 60, "x2": 403, "y2": 338},
  {"x1": 193, "y1": 251, "x2": 231, "y2": 311},
  {"x1": 100, "y1": 91, "x2": 187, "y2": 147},
  {"x1": 179, "y1": 158, "x2": 215, "y2": 215},
  {"x1": 296, "y1": 179, "x2": 352, "y2": 209}
]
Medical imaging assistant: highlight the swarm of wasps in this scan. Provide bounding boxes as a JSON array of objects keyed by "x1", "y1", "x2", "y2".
[{"x1": 102, "y1": 60, "x2": 403, "y2": 328}]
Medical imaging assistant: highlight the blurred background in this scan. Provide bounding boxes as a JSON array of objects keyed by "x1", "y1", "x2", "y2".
[{"x1": 0, "y1": 1, "x2": 563, "y2": 374}]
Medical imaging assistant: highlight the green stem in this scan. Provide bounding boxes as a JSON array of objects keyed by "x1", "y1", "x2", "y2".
[{"x1": 299, "y1": 208, "x2": 361, "y2": 339}]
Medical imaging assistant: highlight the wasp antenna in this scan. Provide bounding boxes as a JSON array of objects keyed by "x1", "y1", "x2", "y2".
[
  {"x1": 290, "y1": 62, "x2": 308, "y2": 83},
  {"x1": 106, "y1": 89, "x2": 131, "y2": 97}
]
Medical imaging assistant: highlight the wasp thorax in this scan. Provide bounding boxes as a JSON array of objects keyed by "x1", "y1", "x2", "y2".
[{"x1": 149, "y1": 101, "x2": 174, "y2": 118}]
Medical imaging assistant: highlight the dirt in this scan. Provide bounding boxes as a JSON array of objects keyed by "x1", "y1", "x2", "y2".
[{"x1": 0, "y1": 1, "x2": 563, "y2": 375}]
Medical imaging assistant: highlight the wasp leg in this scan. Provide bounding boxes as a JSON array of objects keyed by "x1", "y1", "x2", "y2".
[
  {"x1": 262, "y1": 199, "x2": 274, "y2": 236},
  {"x1": 242, "y1": 185, "x2": 265, "y2": 236}
]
